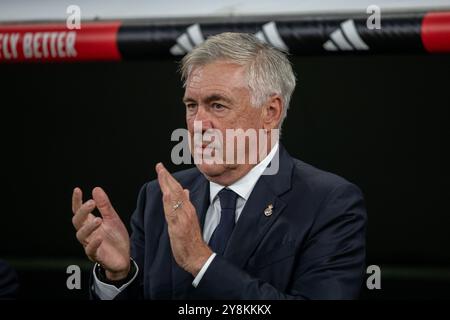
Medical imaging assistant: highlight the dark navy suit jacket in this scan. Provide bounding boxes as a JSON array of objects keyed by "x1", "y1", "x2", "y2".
[
  {"x1": 105, "y1": 144, "x2": 367, "y2": 299},
  {"x1": 0, "y1": 260, "x2": 19, "y2": 299}
]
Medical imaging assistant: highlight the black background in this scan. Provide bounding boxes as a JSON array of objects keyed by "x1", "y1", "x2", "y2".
[{"x1": 0, "y1": 54, "x2": 449, "y2": 299}]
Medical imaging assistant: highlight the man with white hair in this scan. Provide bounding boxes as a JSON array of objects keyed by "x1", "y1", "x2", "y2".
[{"x1": 71, "y1": 32, "x2": 367, "y2": 299}]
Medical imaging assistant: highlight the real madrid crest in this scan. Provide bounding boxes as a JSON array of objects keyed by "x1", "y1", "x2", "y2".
[{"x1": 264, "y1": 204, "x2": 273, "y2": 216}]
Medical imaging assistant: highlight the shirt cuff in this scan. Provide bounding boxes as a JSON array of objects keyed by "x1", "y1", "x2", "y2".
[
  {"x1": 192, "y1": 253, "x2": 216, "y2": 288},
  {"x1": 92, "y1": 259, "x2": 139, "y2": 300}
]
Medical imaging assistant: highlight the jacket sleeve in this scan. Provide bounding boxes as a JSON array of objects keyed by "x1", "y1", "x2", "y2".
[
  {"x1": 0, "y1": 260, "x2": 19, "y2": 300},
  {"x1": 193, "y1": 183, "x2": 367, "y2": 300}
]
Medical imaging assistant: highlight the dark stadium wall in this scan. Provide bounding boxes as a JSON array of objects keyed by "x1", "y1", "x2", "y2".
[{"x1": 0, "y1": 54, "x2": 448, "y2": 298}]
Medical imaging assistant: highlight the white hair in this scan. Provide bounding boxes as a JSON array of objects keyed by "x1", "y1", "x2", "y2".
[{"x1": 180, "y1": 32, "x2": 296, "y2": 128}]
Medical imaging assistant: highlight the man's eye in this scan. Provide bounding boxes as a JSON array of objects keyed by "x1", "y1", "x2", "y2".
[
  {"x1": 186, "y1": 104, "x2": 197, "y2": 111},
  {"x1": 212, "y1": 103, "x2": 225, "y2": 110}
]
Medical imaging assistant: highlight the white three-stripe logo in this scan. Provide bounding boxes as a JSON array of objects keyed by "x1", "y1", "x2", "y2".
[
  {"x1": 170, "y1": 24, "x2": 205, "y2": 55},
  {"x1": 170, "y1": 21, "x2": 289, "y2": 56},
  {"x1": 323, "y1": 19, "x2": 369, "y2": 51},
  {"x1": 254, "y1": 21, "x2": 289, "y2": 51}
]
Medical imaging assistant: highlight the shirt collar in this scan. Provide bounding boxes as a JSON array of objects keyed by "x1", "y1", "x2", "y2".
[{"x1": 209, "y1": 142, "x2": 279, "y2": 203}]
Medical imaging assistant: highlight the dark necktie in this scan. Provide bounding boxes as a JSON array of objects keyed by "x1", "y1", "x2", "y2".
[{"x1": 208, "y1": 188, "x2": 238, "y2": 255}]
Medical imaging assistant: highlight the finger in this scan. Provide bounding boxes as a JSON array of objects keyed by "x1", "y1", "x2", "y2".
[
  {"x1": 156, "y1": 163, "x2": 171, "y2": 195},
  {"x1": 72, "y1": 199, "x2": 96, "y2": 230},
  {"x1": 156, "y1": 162, "x2": 180, "y2": 197},
  {"x1": 92, "y1": 187, "x2": 119, "y2": 220},
  {"x1": 76, "y1": 217, "x2": 102, "y2": 245},
  {"x1": 182, "y1": 189, "x2": 191, "y2": 205},
  {"x1": 156, "y1": 163, "x2": 184, "y2": 196},
  {"x1": 182, "y1": 189, "x2": 196, "y2": 217},
  {"x1": 157, "y1": 171, "x2": 182, "y2": 217},
  {"x1": 163, "y1": 166, "x2": 184, "y2": 195},
  {"x1": 161, "y1": 193, "x2": 177, "y2": 222},
  {"x1": 85, "y1": 237, "x2": 103, "y2": 262},
  {"x1": 72, "y1": 187, "x2": 83, "y2": 214},
  {"x1": 165, "y1": 189, "x2": 194, "y2": 222}
]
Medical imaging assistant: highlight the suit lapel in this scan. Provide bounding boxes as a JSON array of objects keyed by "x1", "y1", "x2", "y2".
[{"x1": 224, "y1": 145, "x2": 294, "y2": 268}]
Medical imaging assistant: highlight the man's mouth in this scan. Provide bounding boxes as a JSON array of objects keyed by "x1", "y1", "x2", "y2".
[
  {"x1": 195, "y1": 144, "x2": 211, "y2": 151},
  {"x1": 194, "y1": 143, "x2": 221, "y2": 155}
]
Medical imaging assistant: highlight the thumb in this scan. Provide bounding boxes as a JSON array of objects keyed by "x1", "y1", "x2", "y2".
[{"x1": 92, "y1": 187, "x2": 119, "y2": 220}]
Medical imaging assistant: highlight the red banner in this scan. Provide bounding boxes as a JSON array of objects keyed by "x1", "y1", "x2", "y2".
[
  {"x1": 0, "y1": 22, "x2": 121, "y2": 62},
  {"x1": 422, "y1": 12, "x2": 450, "y2": 53}
]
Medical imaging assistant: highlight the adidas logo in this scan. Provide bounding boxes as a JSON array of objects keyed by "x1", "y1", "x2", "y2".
[
  {"x1": 254, "y1": 21, "x2": 289, "y2": 51},
  {"x1": 323, "y1": 19, "x2": 370, "y2": 51},
  {"x1": 170, "y1": 21, "x2": 289, "y2": 56},
  {"x1": 170, "y1": 24, "x2": 205, "y2": 56}
]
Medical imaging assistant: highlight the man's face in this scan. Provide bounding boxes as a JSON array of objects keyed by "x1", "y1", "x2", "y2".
[{"x1": 183, "y1": 60, "x2": 265, "y2": 186}]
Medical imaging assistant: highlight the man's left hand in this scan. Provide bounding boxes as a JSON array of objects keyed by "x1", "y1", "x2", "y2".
[{"x1": 156, "y1": 162, "x2": 213, "y2": 276}]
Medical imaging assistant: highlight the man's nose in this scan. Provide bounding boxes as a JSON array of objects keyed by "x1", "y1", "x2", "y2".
[{"x1": 194, "y1": 106, "x2": 213, "y2": 130}]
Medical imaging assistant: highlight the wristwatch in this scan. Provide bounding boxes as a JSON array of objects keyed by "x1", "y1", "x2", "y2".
[{"x1": 95, "y1": 259, "x2": 137, "y2": 288}]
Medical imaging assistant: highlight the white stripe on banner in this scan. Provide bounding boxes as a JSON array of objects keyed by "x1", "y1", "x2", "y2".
[
  {"x1": 341, "y1": 19, "x2": 369, "y2": 50},
  {"x1": 323, "y1": 40, "x2": 338, "y2": 51},
  {"x1": 170, "y1": 44, "x2": 185, "y2": 55},
  {"x1": 262, "y1": 21, "x2": 289, "y2": 51},
  {"x1": 177, "y1": 33, "x2": 194, "y2": 51},
  {"x1": 330, "y1": 29, "x2": 353, "y2": 50},
  {"x1": 187, "y1": 24, "x2": 205, "y2": 46},
  {"x1": 255, "y1": 31, "x2": 268, "y2": 43}
]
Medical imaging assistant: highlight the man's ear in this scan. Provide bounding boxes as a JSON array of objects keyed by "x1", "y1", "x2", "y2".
[{"x1": 263, "y1": 94, "x2": 283, "y2": 129}]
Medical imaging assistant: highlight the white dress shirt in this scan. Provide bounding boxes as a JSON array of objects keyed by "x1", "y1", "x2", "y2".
[{"x1": 93, "y1": 142, "x2": 279, "y2": 299}]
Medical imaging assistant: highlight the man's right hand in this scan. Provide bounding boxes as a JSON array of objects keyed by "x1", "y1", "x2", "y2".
[{"x1": 72, "y1": 187, "x2": 131, "y2": 281}]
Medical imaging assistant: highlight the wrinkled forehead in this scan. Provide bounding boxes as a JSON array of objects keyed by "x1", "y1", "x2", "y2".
[{"x1": 185, "y1": 61, "x2": 248, "y2": 93}]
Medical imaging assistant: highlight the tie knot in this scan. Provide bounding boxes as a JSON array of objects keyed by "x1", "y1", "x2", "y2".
[{"x1": 218, "y1": 188, "x2": 238, "y2": 210}]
